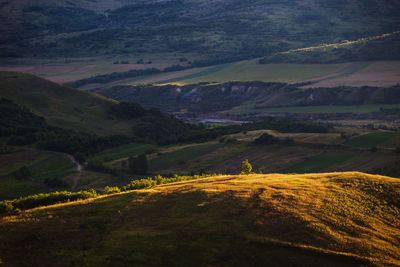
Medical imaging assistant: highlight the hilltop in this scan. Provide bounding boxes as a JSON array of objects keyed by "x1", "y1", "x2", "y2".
[{"x1": 0, "y1": 172, "x2": 399, "y2": 266}]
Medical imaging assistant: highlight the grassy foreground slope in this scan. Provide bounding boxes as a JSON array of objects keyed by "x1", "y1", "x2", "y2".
[
  {"x1": 1, "y1": 172, "x2": 399, "y2": 266},
  {"x1": 0, "y1": 71, "x2": 131, "y2": 135}
]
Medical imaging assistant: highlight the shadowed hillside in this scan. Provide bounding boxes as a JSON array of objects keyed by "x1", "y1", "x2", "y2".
[
  {"x1": 1, "y1": 0, "x2": 399, "y2": 61},
  {"x1": 0, "y1": 172, "x2": 399, "y2": 266},
  {"x1": 0, "y1": 71, "x2": 121, "y2": 135}
]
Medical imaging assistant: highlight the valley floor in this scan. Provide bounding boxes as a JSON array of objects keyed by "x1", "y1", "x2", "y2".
[{"x1": 2, "y1": 60, "x2": 400, "y2": 89}]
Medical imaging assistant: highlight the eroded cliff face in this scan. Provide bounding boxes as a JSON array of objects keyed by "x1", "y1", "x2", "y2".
[{"x1": 93, "y1": 82, "x2": 400, "y2": 114}]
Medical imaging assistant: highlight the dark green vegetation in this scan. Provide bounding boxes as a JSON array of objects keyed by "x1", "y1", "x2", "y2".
[
  {"x1": 94, "y1": 81, "x2": 400, "y2": 114},
  {"x1": 89, "y1": 143, "x2": 156, "y2": 162},
  {"x1": 0, "y1": 97, "x2": 131, "y2": 160},
  {"x1": 0, "y1": 189, "x2": 98, "y2": 214},
  {"x1": 0, "y1": 173, "x2": 399, "y2": 266},
  {"x1": 1, "y1": 0, "x2": 400, "y2": 62}
]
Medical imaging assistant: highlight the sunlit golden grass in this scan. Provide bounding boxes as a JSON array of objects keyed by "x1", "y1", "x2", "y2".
[
  {"x1": 0, "y1": 172, "x2": 399, "y2": 266},
  {"x1": 279, "y1": 30, "x2": 400, "y2": 55}
]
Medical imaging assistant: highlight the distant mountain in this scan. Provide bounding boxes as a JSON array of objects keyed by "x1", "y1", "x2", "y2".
[{"x1": 1, "y1": 0, "x2": 399, "y2": 61}]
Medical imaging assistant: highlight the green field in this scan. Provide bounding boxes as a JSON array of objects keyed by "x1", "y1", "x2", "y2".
[
  {"x1": 185, "y1": 145, "x2": 252, "y2": 174},
  {"x1": 28, "y1": 154, "x2": 76, "y2": 182},
  {"x1": 344, "y1": 132, "x2": 400, "y2": 149},
  {"x1": 149, "y1": 143, "x2": 224, "y2": 173},
  {"x1": 284, "y1": 153, "x2": 356, "y2": 173},
  {"x1": 226, "y1": 102, "x2": 400, "y2": 115},
  {"x1": 155, "y1": 63, "x2": 232, "y2": 84},
  {"x1": 179, "y1": 60, "x2": 349, "y2": 84},
  {"x1": 89, "y1": 143, "x2": 156, "y2": 162},
  {"x1": 0, "y1": 150, "x2": 76, "y2": 199},
  {"x1": 121, "y1": 60, "x2": 349, "y2": 86},
  {"x1": 0, "y1": 176, "x2": 42, "y2": 200}
]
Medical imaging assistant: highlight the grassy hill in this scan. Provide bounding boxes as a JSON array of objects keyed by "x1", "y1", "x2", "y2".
[
  {"x1": 0, "y1": 71, "x2": 129, "y2": 135},
  {"x1": 0, "y1": 172, "x2": 399, "y2": 266}
]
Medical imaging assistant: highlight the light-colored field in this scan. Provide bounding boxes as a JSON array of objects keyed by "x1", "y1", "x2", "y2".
[
  {"x1": 117, "y1": 60, "x2": 400, "y2": 88},
  {"x1": 0, "y1": 54, "x2": 188, "y2": 84},
  {"x1": 1, "y1": 172, "x2": 399, "y2": 266},
  {"x1": 121, "y1": 60, "x2": 350, "y2": 86},
  {"x1": 179, "y1": 60, "x2": 350, "y2": 84},
  {"x1": 305, "y1": 61, "x2": 400, "y2": 88}
]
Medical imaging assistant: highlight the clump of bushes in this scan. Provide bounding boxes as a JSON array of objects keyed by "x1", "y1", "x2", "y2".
[
  {"x1": 254, "y1": 133, "x2": 294, "y2": 145},
  {"x1": 103, "y1": 186, "x2": 121, "y2": 194}
]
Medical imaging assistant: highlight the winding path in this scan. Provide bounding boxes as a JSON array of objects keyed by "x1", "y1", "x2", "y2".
[{"x1": 67, "y1": 154, "x2": 83, "y2": 189}]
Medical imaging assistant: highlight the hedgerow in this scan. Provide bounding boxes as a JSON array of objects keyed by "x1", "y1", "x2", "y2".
[
  {"x1": 0, "y1": 190, "x2": 98, "y2": 214},
  {"x1": 0, "y1": 174, "x2": 219, "y2": 215}
]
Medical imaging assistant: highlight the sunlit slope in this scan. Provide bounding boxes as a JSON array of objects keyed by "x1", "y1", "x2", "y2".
[
  {"x1": 1, "y1": 172, "x2": 399, "y2": 266},
  {"x1": 0, "y1": 71, "x2": 132, "y2": 135}
]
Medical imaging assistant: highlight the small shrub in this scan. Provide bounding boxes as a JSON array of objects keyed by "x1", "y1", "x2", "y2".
[
  {"x1": 0, "y1": 201, "x2": 14, "y2": 214},
  {"x1": 241, "y1": 159, "x2": 252, "y2": 175}
]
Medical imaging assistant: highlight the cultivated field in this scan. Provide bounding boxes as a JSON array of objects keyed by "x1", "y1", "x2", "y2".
[
  {"x1": 4, "y1": 59, "x2": 399, "y2": 90},
  {"x1": 0, "y1": 54, "x2": 189, "y2": 84},
  {"x1": 87, "y1": 128, "x2": 400, "y2": 179}
]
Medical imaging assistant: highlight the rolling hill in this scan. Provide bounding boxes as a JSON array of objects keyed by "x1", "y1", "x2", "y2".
[
  {"x1": 0, "y1": 71, "x2": 125, "y2": 135},
  {"x1": 0, "y1": 172, "x2": 399, "y2": 266}
]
